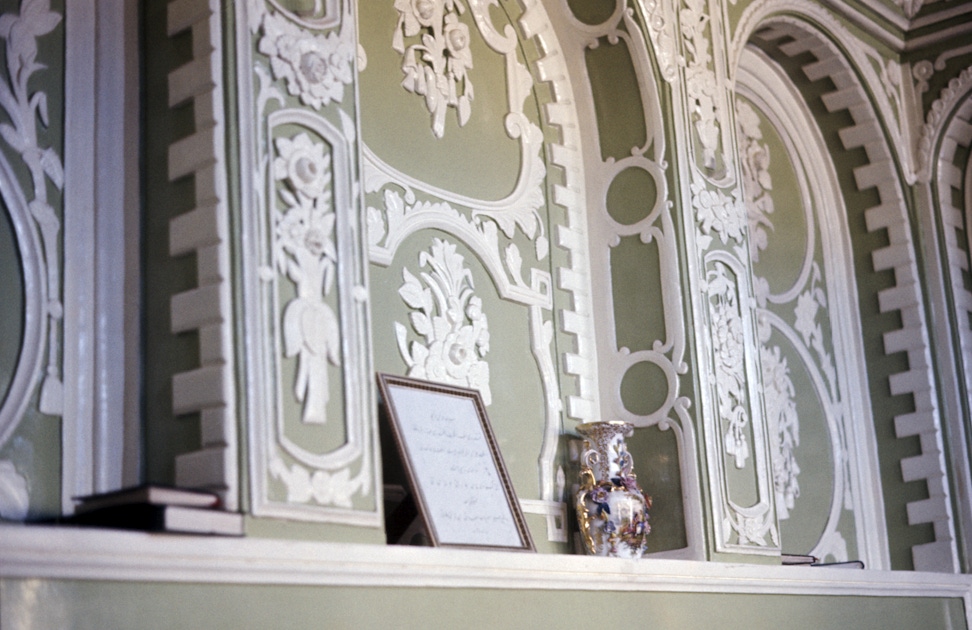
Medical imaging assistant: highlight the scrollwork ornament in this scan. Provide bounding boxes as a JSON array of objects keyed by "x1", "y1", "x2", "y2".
[
  {"x1": 736, "y1": 100, "x2": 775, "y2": 262},
  {"x1": 0, "y1": 0, "x2": 64, "y2": 421},
  {"x1": 760, "y1": 343, "x2": 800, "y2": 520}
]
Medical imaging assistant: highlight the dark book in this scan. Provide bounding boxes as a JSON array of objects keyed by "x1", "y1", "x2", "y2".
[
  {"x1": 69, "y1": 503, "x2": 243, "y2": 536},
  {"x1": 72, "y1": 484, "x2": 220, "y2": 514}
]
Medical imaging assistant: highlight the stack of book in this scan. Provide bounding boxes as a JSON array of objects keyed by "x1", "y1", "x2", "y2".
[{"x1": 69, "y1": 485, "x2": 243, "y2": 536}]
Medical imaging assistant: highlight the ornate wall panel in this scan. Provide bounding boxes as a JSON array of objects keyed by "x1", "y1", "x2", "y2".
[
  {"x1": 552, "y1": 0, "x2": 703, "y2": 557},
  {"x1": 636, "y1": 0, "x2": 781, "y2": 557},
  {"x1": 360, "y1": 0, "x2": 600, "y2": 544},
  {"x1": 736, "y1": 47, "x2": 889, "y2": 567},
  {"x1": 235, "y1": 1, "x2": 380, "y2": 525},
  {"x1": 740, "y1": 14, "x2": 954, "y2": 571}
]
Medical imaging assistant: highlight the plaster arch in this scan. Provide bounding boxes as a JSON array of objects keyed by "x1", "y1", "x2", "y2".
[
  {"x1": 733, "y1": 14, "x2": 955, "y2": 571},
  {"x1": 919, "y1": 69, "x2": 972, "y2": 573},
  {"x1": 735, "y1": 44, "x2": 889, "y2": 569}
]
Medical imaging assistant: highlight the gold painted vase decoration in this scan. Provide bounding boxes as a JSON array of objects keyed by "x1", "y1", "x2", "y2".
[{"x1": 575, "y1": 421, "x2": 652, "y2": 558}]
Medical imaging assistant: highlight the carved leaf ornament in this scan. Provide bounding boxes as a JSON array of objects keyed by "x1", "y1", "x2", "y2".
[{"x1": 395, "y1": 238, "x2": 492, "y2": 404}]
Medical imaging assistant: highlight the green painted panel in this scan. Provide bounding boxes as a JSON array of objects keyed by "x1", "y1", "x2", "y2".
[
  {"x1": 566, "y1": 0, "x2": 618, "y2": 26},
  {"x1": 585, "y1": 36, "x2": 647, "y2": 162},
  {"x1": 0, "y1": 201, "x2": 23, "y2": 407},
  {"x1": 369, "y1": 229, "x2": 546, "y2": 503},
  {"x1": 357, "y1": 3, "x2": 521, "y2": 200},
  {"x1": 628, "y1": 424, "x2": 688, "y2": 553},
  {"x1": 607, "y1": 166, "x2": 658, "y2": 226},
  {"x1": 611, "y1": 234, "x2": 664, "y2": 356},
  {"x1": 1, "y1": 578, "x2": 965, "y2": 630}
]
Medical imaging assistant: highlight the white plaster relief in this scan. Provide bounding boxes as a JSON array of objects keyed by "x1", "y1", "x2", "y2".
[
  {"x1": 167, "y1": 0, "x2": 239, "y2": 510},
  {"x1": 395, "y1": 238, "x2": 492, "y2": 404},
  {"x1": 273, "y1": 132, "x2": 341, "y2": 425},
  {"x1": 691, "y1": 174, "x2": 746, "y2": 249},
  {"x1": 731, "y1": 3, "x2": 920, "y2": 183},
  {"x1": 740, "y1": 24, "x2": 945, "y2": 570},
  {"x1": 636, "y1": 0, "x2": 681, "y2": 83},
  {"x1": 259, "y1": 9, "x2": 354, "y2": 109},
  {"x1": 680, "y1": 0, "x2": 723, "y2": 172},
  {"x1": 701, "y1": 252, "x2": 779, "y2": 553},
  {"x1": 393, "y1": 0, "x2": 474, "y2": 137},
  {"x1": 237, "y1": 1, "x2": 380, "y2": 524},
  {"x1": 705, "y1": 262, "x2": 751, "y2": 470},
  {"x1": 0, "y1": 0, "x2": 64, "y2": 450},
  {"x1": 367, "y1": 0, "x2": 590, "y2": 542}
]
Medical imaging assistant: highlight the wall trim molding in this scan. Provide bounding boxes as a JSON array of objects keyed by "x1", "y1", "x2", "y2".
[{"x1": 0, "y1": 524, "x2": 970, "y2": 621}]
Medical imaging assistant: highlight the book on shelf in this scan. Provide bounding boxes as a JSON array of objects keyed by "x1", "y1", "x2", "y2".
[
  {"x1": 810, "y1": 560, "x2": 865, "y2": 569},
  {"x1": 781, "y1": 553, "x2": 818, "y2": 565},
  {"x1": 69, "y1": 502, "x2": 244, "y2": 536},
  {"x1": 72, "y1": 484, "x2": 221, "y2": 514},
  {"x1": 67, "y1": 484, "x2": 241, "y2": 536}
]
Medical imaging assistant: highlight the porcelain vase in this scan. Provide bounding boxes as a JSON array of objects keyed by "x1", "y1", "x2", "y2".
[{"x1": 575, "y1": 421, "x2": 652, "y2": 558}]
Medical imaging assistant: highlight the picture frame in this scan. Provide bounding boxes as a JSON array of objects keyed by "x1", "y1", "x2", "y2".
[{"x1": 376, "y1": 373, "x2": 535, "y2": 552}]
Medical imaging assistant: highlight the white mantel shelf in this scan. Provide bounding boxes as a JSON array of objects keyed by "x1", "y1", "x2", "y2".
[{"x1": 1, "y1": 524, "x2": 971, "y2": 616}]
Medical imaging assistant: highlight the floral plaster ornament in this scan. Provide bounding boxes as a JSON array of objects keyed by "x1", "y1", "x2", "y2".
[
  {"x1": 575, "y1": 421, "x2": 652, "y2": 558},
  {"x1": 395, "y1": 238, "x2": 492, "y2": 404},
  {"x1": 393, "y1": 0, "x2": 474, "y2": 137},
  {"x1": 273, "y1": 132, "x2": 341, "y2": 425},
  {"x1": 259, "y1": 11, "x2": 353, "y2": 109}
]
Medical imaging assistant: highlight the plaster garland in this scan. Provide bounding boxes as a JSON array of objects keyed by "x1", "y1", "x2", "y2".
[
  {"x1": 273, "y1": 132, "x2": 342, "y2": 425},
  {"x1": 393, "y1": 0, "x2": 474, "y2": 138}
]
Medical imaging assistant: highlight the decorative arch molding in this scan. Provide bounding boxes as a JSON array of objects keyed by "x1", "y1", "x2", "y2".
[
  {"x1": 166, "y1": 0, "x2": 239, "y2": 511},
  {"x1": 740, "y1": 18, "x2": 956, "y2": 572},
  {"x1": 730, "y1": 1, "x2": 921, "y2": 184},
  {"x1": 922, "y1": 77, "x2": 972, "y2": 572},
  {"x1": 736, "y1": 46, "x2": 890, "y2": 570}
]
